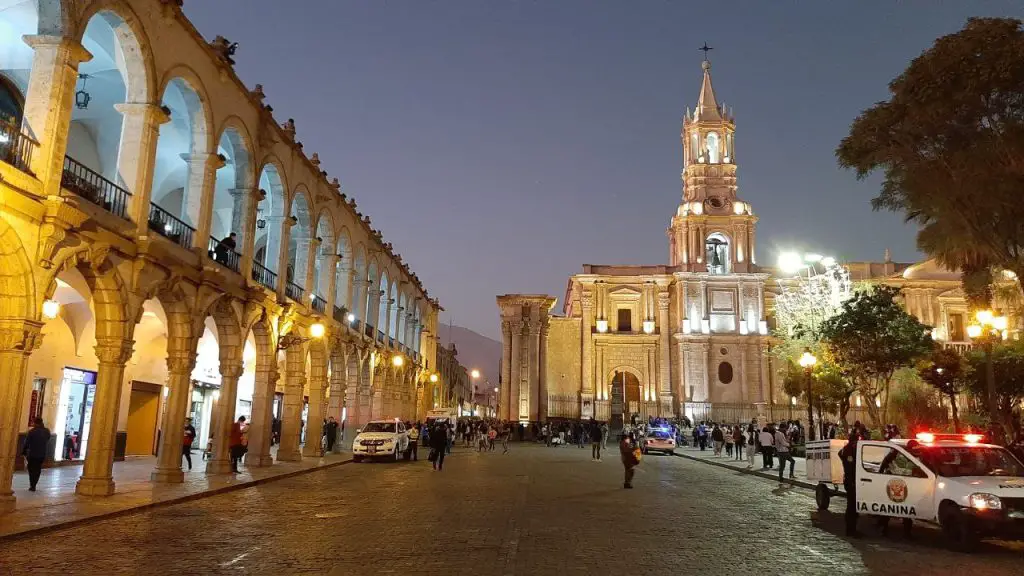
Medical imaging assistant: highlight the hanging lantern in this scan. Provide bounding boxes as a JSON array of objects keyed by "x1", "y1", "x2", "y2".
[{"x1": 75, "y1": 74, "x2": 92, "y2": 110}]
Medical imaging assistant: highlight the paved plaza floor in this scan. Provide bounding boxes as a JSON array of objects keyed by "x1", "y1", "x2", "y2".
[{"x1": 0, "y1": 443, "x2": 1021, "y2": 575}]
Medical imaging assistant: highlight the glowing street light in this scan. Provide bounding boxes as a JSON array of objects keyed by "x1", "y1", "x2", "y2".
[
  {"x1": 310, "y1": 322, "x2": 326, "y2": 339},
  {"x1": 778, "y1": 251, "x2": 804, "y2": 275},
  {"x1": 346, "y1": 313, "x2": 356, "y2": 323},
  {"x1": 392, "y1": 355, "x2": 404, "y2": 367},
  {"x1": 968, "y1": 309, "x2": 1011, "y2": 424},
  {"x1": 471, "y1": 369, "x2": 480, "y2": 379},
  {"x1": 42, "y1": 299, "x2": 61, "y2": 319},
  {"x1": 429, "y1": 373, "x2": 439, "y2": 383},
  {"x1": 799, "y1": 349, "x2": 818, "y2": 440}
]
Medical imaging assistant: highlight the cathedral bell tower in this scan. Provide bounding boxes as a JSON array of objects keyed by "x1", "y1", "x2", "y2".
[{"x1": 668, "y1": 59, "x2": 757, "y2": 274}]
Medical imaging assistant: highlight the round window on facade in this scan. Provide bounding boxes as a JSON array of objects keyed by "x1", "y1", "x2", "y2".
[{"x1": 718, "y1": 361, "x2": 734, "y2": 384}]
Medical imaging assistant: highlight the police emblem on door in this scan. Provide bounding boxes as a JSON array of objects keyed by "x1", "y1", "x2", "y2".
[{"x1": 886, "y1": 478, "x2": 908, "y2": 503}]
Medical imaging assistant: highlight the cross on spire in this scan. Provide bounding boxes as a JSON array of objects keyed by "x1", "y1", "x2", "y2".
[{"x1": 699, "y1": 42, "x2": 713, "y2": 61}]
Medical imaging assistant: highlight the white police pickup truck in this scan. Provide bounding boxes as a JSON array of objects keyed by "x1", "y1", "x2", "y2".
[
  {"x1": 808, "y1": 432, "x2": 1024, "y2": 550},
  {"x1": 351, "y1": 419, "x2": 409, "y2": 462}
]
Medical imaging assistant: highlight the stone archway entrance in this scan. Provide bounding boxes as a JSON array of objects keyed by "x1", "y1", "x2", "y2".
[{"x1": 609, "y1": 370, "x2": 641, "y2": 434}]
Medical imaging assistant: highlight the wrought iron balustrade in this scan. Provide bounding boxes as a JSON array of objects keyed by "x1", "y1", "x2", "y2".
[
  {"x1": 363, "y1": 322, "x2": 375, "y2": 338},
  {"x1": 1, "y1": 120, "x2": 38, "y2": 175},
  {"x1": 148, "y1": 203, "x2": 194, "y2": 249},
  {"x1": 62, "y1": 155, "x2": 131, "y2": 219},
  {"x1": 333, "y1": 305, "x2": 346, "y2": 323},
  {"x1": 207, "y1": 237, "x2": 241, "y2": 273},
  {"x1": 251, "y1": 260, "x2": 277, "y2": 291},
  {"x1": 285, "y1": 281, "x2": 304, "y2": 302},
  {"x1": 311, "y1": 296, "x2": 326, "y2": 314}
]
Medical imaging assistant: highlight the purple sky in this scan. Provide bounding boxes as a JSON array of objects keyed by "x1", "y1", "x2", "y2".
[{"x1": 184, "y1": 1, "x2": 1022, "y2": 340}]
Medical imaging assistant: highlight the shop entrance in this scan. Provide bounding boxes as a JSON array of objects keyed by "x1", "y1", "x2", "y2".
[
  {"x1": 126, "y1": 381, "x2": 162, "y2": 456},
  {"x1": 53, "y1": 367, "x2": 97, "y2": 461},
  {"x1": 189, "y1": 381, "x2": 221, "y2": 456}
]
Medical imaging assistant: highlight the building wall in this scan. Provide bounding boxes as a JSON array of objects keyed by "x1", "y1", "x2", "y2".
[{"x1": 545, "y1": 317, "x2": 581, "y2": 399}]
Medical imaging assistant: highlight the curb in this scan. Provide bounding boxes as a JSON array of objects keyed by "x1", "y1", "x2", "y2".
[
  {"x1": 673, "y1": 451, "x2": 843, "y2": 495},
  {"x1": 0, "y1": 457, "x2": 352, "y2": 543}
]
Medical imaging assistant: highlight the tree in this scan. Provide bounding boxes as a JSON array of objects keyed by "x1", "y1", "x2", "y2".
[
  {"x1": 836, "y1": 18, "x2": 1024, "y2": 297},
  {"x1": 918, "y1": 346, "x2": 972, "y2": 431},
  {"x1": 966, "y1": 341, "x2": 1024, "y2": 425},
  {"x1": 819, "y1": 286, "x2": 934, "y2": 426}
]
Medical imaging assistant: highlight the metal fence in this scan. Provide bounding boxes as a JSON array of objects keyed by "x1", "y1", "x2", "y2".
[{"x1": 1, "y1": 119, "x2": 37, "y2": 175}]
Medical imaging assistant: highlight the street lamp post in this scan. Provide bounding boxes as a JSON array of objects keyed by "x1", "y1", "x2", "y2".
[
  {"x1": 799, "y1": 349, "x2": 818, "y2": 441},
  {"x1": 967, "y1": 310, "x2": 1008, "y2": 425}
]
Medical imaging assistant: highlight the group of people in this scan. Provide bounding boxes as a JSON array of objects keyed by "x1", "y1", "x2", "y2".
[{"x1": 182, "y1": 415, "x2": 249, "y2": 473}]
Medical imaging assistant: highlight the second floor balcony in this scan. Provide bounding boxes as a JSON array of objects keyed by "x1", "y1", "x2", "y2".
[
  {"x1": 148, "y1": 203, "x2": 194, "y2": 250},
  {"x1": 285, "y1": 281, "x2": 304, "y2": 303},
  {"x1": 1, "y1": 120, "x2": 37, "y2": 176},
  {"x1": 62, "y1": 155, "x2": 130, "y2": 220},
  {"x1": 207, "y1": 237, "x2": 241, "y2": 274},
  {"x1": 311, "y1": 295, "x2": 326, "y2": 314}
]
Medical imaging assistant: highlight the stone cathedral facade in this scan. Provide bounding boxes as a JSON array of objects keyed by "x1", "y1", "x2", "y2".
[{"x1": 498, "y1": 60, "x2": 772, "y2": 426}]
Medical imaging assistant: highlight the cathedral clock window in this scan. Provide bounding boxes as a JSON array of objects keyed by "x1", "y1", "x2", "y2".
[
  {"x1": 705, "y1": 233, "x2": 730, "y2": 275},
  {"x1": 706, "y1": 131, "x2": 720, "y2": 164}
]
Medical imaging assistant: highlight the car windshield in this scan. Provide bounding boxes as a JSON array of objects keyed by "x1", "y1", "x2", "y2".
[
  {"x1": 362, "y1": 422, "x2": 397, "y2": 433},
  {"x1": 650, "y1": 431, "x2": 672, "y2": 440},
  {"x1": 916, "y1": 446, "x2": 1024, "y2": 477}
]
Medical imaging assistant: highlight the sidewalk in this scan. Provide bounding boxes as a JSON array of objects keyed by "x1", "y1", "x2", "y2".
[
  {"x1": 674, "y1": 446, "x2": 823, "y2": 490},
  {"x1": 1, "y1": 447, "x2": 351, "y2": 541}
]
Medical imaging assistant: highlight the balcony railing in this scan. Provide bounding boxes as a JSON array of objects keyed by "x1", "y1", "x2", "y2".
[
  {"x1": 251, "y1": 260, "x2": 277, "y2": 291},
  {"x1": 1, "y1": 120, "x2": 38, "y2": 175},
  {"x1": 311, "y1": 295, "x2": 326, "y2": 314},
  {"x1": 207, "y1": 237, "x2": 241, "y2": 273},
  {"x1": 377, "y1": 329, "x2": 386, "y2": 343},
  {"x1": 62, "y1": 155, "x2": 131, "y2": 219},
  {"x1": 148, "y1": 203, "x2": 194, "y2": 250},
  {"x1": 363, "y1": 322, "x2": 375, "y2": 338},
  {"x1": 333, "y1": 305, "x2": 347, "y2": 323},
  {"x1": 388, "y1": 336, "x2": 395, "y2": 348},
  {"x1": 285, "y1": 281, "x2": 304, "y2": 302}
]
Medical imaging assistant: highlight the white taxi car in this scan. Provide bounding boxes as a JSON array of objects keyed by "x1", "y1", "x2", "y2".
[
  {"x1": 809, "y1": 432, "x2": 1024, "y2": 550},
  {"x1": 352, "y1": 419, "x2": 409, "y2": 462},
  {"x1": 642, "y1": 428, "x2": 677, "y2": 455}
]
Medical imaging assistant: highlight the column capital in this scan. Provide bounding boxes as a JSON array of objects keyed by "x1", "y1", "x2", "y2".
[
  {"x1": 220, "y1": 363, "x2": 244, "y2": 379},
  {"x1": 23, "y1": 34, "x2": 92, "y2": 65},
  {"x1": 179, "y1": 152, "x2": 225, "y2": 170},
  {"x1": 580, "y1": 291, "x2": 594, "y2": 310},
  {"x1": 0, "y1": 318, "x2": 44, "y2": 354},
  {"x1": 114, "y1": 102, "x2": 170, "y2": 124},
  {"x1": 166, "y1": 352, "x2": 196, "y2": 375},
  {"x1": 658, "y1": 291, "x2": 671, "y2": 311},
  {"x1": 94, "y1": 337, "x2": 134, "y2": 365}
]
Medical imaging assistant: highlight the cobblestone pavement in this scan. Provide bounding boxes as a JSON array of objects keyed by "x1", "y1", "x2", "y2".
[{"x1": 0, "y1": 444, "x2": 1021, "y2": 575}]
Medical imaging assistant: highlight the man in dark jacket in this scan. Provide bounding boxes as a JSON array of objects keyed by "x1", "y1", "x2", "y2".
[
  {"x1": 590, "y1": 419, "x2": 604, "y2": 461},
  {"x1": 620, "y1": 433, "x2": 640, "y2": 489},
  {"x1": 22, "y1": 417, "x2": 51, "y2": 491}
]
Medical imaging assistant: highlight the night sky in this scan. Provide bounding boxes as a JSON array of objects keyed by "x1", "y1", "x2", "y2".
[{"x1": 185, "y1": 1, "x2": 1022, "y2": 340}]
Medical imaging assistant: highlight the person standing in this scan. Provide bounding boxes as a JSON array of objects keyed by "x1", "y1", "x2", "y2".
[
  {"x1": 431, "y1": 423, "x2": 448, "y2": 471},
  {"x1": 759, "y1": 425, "x2": 775, "y2": 469},
  {"x1": 711, "y1": 424, "x2": 725, "y2": 456},
  {"x1": 501, "y1": 424, "x2": 510, "y2": 454},
  {"x1": 590, "y1": 419, "x2": 604, "y2": 461},
  {"x1": 407, "y1": 421, "x2": 420, "y2": 461},
  {"x1": 324, "y1": 417, "x2": 338, "y2": 453},
  {"x1": 22, "y1": 417, "x2": 51, "y2": 492},
  {"x1": 732, "y1": 425, "x2": 744, "y2": 461},
  {"x1": 839, "y1": 425, "x2": 863, "y2": 537},
  {"x1": 601, "y1": 421, "x2": 609, "y2": 449},
  {"x1": 619, "y1": 433, "x2": 641, "y2": 489},
  {"x1": 182, "y1": 417, "x2": 197, "y2": 471},
  {"x1": 745, "y1": 423, "x2": 757, "y2": 468},
  {"x1": 775, "y1": 423, "x2": 795, "y2": 482},
  {"x1": 229, "y1": 416, "x2": 246, "y2": 473}
]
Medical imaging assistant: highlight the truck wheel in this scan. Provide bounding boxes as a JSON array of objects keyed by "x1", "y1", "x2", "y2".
[
  {"x1": 815, "y1": 484, "x2": 831, "y2": 511},
  {"x1": 940, "y1": 506, "x2": 979, "y2": 553}
]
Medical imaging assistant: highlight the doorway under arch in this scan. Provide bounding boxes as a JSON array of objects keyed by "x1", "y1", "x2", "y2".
[{"x1": 609, "y1": 369, "x2": 641, "y2": 432}]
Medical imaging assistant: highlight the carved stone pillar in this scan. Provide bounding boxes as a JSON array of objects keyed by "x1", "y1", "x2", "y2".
[
  {"x1": 303, "y1": 353, "x2": 328, "y2": 458},
  {"x1": 0, "y1": 320, "x2": 42, "y2": 513},
  {"x1": 206, "y1": 360, "x2": 243, "y2": 473},
  {"x1": 304, "y1": 237, "x2": 322, "y2": 302},
  {"x1": 179, "y1": 152, "x2": 224, "y2": 251},
  {"x1": 276, "y1": 216, "x2": 296, "y2": 296},
  {"x1": 527, "y1": 320, "x2": 540, "y2": 421},
  {"x1": 21, "y1": 35, "x2": 91, "y2": 196},
  {"x1": 580, "y1": 291, "x2": 594, "y2": 394},
  {"x1": 327, "y1": 345, "x2": 347, "y2": 452},
  {"x1": 247, "y1": 355, "x2": 278, "y2": 467},
  {"x1": 76, "y1": 337, "x2": 134, "y2": 496},
  {"x1": 238, "y1": 187, "x2": 263, "y2": 284},
  {"x1": 151, "y1": 344, "x2": 197, "y2": 482},
  {"x1": 324, "y1": 255, "x2": 340, "y2": 313},
  {"x1": 658, "y1": 291, "x2": 672, "y2": 401},
  {"x1": 500, "y1": 320, "x2": 512, "y2": 420},
  {"x1": 277, "y1": 340, "x2": 307, "y2": 462},
  {"x1": 538, "y1": 320, "x2": 549, "y2": 422},
  {"x1": 115, "y1": 103, "x2": 169, "y2": 232},
  {"x1": 509, "y1": 320, "x2": 522, "y2": 420}
]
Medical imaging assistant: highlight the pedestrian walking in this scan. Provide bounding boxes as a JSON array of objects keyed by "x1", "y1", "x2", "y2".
[
  {"x1": 590, "y1": 419, "x2": 604, "y2": 461},
  {"x1": 712, "y1": 424, "x2": 725, "y2": 456},
  {"x1": 22, "y1": 417, "x2": 51, "y2": 492},
  {"x1": 775, "y1": 423, "x2": 795, "y2": 482},
  {"x1": 745, "y1": 424, "x2": 757, "y2": 468},
  {"x1": 229, "y1": 416, "x2": 246, "y2": 472},
  {"x1": 501, "y1": 424, "x2": 510, "y2": 454},
  {"x1": 840, "y1": 424, "x2": 863, "y2": 537},
  {"x1": 182, "y1": 417, "x2": 197, "y2": 471},
  {"x1": 601, "y1": 422, "x2": 609, "y2": 449},
  {"x1": 430, "y1": 423, "x2": 448, "y2": 471},
  {"x1": 324, "y1": 417, "x2": 338, "y2": 452},
  {"x1": 619, "y1": 433, "x2": 641, "y2": 489},
  {"x1": 732, "y1": 425, "x2": 744, "y2": 461}
]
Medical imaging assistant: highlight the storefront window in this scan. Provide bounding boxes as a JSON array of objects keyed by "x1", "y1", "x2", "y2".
[{"x1": 53, "y1": 368, "x2": 97, "y2": 461}]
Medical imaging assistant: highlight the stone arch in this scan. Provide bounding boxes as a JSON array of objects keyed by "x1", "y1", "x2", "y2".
[
  {"x1": 0, "y1": 217, "x2": 36, "y2": 320},
  {"x1": 608, "y1": 366, "x2": 643, "y2": 403},
  {"x1": 388, "y1": 275, "x2": 399, "y2": 340},
  {"x1": 46, "y1": 246, "x2": 130, "y2": 340},
  {"x1": 365, "y1": 257, "x2": 379, "y2": 328},
  {"x1": 286, "y1": 186, "x2": 313, "y2": 288},
  {"x1": 254, "y1": 156, "x2": 287, "y2": 274},
  {"x1": 377, "y1": 269, "x2": 389, "y2": 332},
  {"x1": 334, "y1": 227, "x2": 353, "y2": 311},
  {"x1": 201, "y1": 297, "x2": 243, "y2": 364},
  {"x1": 213, "y1": 116, "x2": 255, "y2": 188},
  {"x1": 312, "y1": 209, "x2": 335, "y2": 300},
  {"x1": 75, "y1": 0, "x2": 156, "y2": 103},
  {"x1": 210, "y1": 116, "x2": 255, "y2": 243},
  {"x1": 155, "y1": 67, "x2": 213, "y2": 154}
]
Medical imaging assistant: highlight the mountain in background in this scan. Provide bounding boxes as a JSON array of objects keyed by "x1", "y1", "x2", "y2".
[{"x1": 443, "y1": 324, "x2": 502, "y2": 390}]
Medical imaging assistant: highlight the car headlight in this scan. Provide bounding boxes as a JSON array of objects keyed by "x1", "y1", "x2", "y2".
[{"x1": 969, "y1": 493, "x2": 1002, "y2": 510}]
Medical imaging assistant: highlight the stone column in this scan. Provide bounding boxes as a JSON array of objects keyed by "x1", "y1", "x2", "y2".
[
  {"x1": 247, "y1": 358, "x2": 278, "y2": 467},
  {"x1": 276, "y1": 217, "x2": 295, "y2": 296},
  {"x1": 238, "y1": 187, "x2": 263, "y2": 283},
  {"x1": 115, "y1": 103, "x2": 169, "y2": 231},
  {"x1": 327, "y1": 346, "x2": 347, "y2": 452},
  {"x1": 538, "y1": 320, "x2": 549, "y2": 422},
  {"x1": 151, "y1": 344, "x2": 197, "y2": 482},
  {"x1": 207, "y1": 361, "x2": 243, "y2": 474},
  {"x1": 277, "y1": 341, "x2": 307, "y2": 462},
  {"x1": 324, "y1": 255, "x2": 340, "y2": 313},
  {"x1": 499, "y1": 320, "x2": 512, "y2": 420},
  {"x1": 0, "y1": 320, "x2": 42, "y2": 514},
  {"x1": 303, "y1": 237, "x2": 321, "y2": 302},
  {"x1": 527, "y1": 319, "x2": 541, "y2": 421},
  {"x1": 580, "y1": 291, "x2": 594, "y2": 394},
  {"x1": 658, "y1": 291, "x2": 672, "y2": 403},
  {"x1": 21, "y1": 35, "x2": 91, "y2": 196},
  {"x1": 356, "y1": 354, "x2": 373, "y2": 430},
  {"x1": 302, "y1": 357, "x2": 327, "y2": 458},
  {"x1": 509, "y1": 320, "x2": 521, "y2": 421},
  {"x1": 76, "y1": 337, "x2": 134, "y2": 496},
  {"x1": 176, "y1": 153, "x2": 222, "y2": 250}
]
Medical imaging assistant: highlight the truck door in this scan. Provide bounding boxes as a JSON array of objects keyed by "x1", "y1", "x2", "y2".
[{"x1": 858, "y1": 442, "x2": 935, "y2": 521}]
